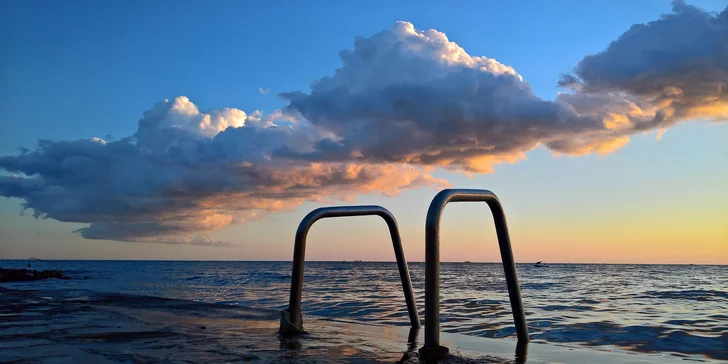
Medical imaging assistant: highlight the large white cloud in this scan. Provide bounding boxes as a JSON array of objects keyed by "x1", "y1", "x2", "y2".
[
  {"x1": 282, "y1": 4, "x2": 726, "y2": 172},
  {"x1": 0, "y1": 97, "x2": 447, "y2": 245},
  {"x1": 1, "y1": 2, "x2": 725, "y2": 245}
]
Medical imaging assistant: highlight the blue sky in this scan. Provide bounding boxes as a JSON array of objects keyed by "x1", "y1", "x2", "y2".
[{"x1": 1, "y1": 1, "x2": 726, "y2": 262}]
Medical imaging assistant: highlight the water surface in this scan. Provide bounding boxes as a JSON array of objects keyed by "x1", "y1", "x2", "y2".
[{"x1": 2, "y1": 261, "x2": 726, "y2": 360}]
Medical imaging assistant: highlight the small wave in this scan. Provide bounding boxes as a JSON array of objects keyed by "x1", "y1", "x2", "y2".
[
  {"x1": 538, "y1": 304, "x2": 594, "y2": 312},
  {"x1": 531, "y1": 322, "x2": 728, "y2": 360},
  {"x1": 636, "y1": 289, "x2": 728, "y2": 301},
  {"x1": 520, "y1": 282, "x2": 563, "y2": 290}
]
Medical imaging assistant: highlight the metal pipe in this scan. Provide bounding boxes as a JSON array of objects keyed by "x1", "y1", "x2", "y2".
[
  {"x1": 421, "y1": 189, "x2": 528, "y2": 356},
  {"x1": 284, "y1": 205, "x2": 421, "y2": 334}
]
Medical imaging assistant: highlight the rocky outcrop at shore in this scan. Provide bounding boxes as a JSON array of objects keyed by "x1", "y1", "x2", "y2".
[{"x1": 0, "y1": 268, "x2": 68, "y2": 282}]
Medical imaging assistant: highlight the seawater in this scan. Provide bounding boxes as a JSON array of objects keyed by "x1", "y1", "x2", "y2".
[{"x1": 2, "y1": 260, "x2": 726, "y2": 360}]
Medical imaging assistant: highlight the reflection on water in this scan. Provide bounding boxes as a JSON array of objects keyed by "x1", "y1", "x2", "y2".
[{"x1": 1, "y1": 260, "x2": 726, "y2": 360}]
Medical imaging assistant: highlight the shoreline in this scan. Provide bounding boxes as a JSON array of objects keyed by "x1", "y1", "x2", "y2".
[{"x1": 0, "y1": 286, "x2": 709, "y2": 363}]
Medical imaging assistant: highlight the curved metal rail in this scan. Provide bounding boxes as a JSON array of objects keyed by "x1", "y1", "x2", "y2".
[
  {"x1": 420, "y1": 189, "x2": 528, "y2": 358},
  {"x1": 282, "y1": 205, "x2": 420, "y2": 335}
]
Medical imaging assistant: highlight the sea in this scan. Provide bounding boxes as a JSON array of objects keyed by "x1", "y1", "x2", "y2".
[{"x1": 1, "y1": 260, "x2": 726, "y2": 361}]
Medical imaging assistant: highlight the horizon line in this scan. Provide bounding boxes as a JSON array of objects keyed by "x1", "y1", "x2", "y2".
[{"x1": 1, "y1": 259, "x2": 725, "y2": 266}]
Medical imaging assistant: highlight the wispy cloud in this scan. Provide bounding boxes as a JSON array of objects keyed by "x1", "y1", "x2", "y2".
[
  {"x1": 259, "y1": 88, "x2": 270, "y2": 94},
  {"x1": 1, "y1": 1, "x2": 725, "y2": 245}
]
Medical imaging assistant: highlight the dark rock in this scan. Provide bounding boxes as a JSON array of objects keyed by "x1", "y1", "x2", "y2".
[{"x1": 0, "y1": 268, "x2": 66, "y2": 282}]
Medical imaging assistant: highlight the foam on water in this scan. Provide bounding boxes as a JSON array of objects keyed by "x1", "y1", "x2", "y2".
[{"x1": 2, "y1": 260, "x2": 726, "y2": 360}]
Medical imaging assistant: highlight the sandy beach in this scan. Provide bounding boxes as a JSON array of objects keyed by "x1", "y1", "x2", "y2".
[{"x1": 1, "y1": 286, "x2": 703, "y2": 364}]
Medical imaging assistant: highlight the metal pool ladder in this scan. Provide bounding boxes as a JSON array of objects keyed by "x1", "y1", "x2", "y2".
[
  {"x1": 280, "y1": 205, "x2": 420, "y2": 335},
  {"x1": 419, "y1": 189, "x2": 529, "y2": 359},
  {"x1": 279, "y1": 189, "x2": 528, "y2": 361}
]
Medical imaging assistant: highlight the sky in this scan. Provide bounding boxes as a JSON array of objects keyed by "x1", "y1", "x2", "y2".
[{"x1": 0, "y1": 0, "x2": 726, "y2": 263}]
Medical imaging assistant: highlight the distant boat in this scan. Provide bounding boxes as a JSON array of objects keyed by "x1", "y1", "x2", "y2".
[
  {"x1": 464, "y1": 261, "x2": 471, "y2": 264},
  {"x1": 534, "y1": 261, "x2": 548, "y2": 267}
]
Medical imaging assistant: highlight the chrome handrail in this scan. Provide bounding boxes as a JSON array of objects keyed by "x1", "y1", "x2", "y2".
[
  {"x1": 281, "y1": 205, "x2": 420, "y2": 335},
  {"x1": 420, "y1": 189, "x2": 528, "y2": 358}
]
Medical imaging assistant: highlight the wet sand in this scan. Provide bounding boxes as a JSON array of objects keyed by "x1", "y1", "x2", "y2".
[{"x1": 0, "y1": 287, "x2": 697, "y2": 363}]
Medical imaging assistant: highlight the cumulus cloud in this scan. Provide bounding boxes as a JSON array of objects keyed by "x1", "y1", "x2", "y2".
[
  {"x1": 1, "y1": 2, "x2": 725, "y2": 245},
  {"x1": 0, "y1": 97, "x2": 447, "y2": 245},
  {"x1": 560, "y1": 1, "x2": 727, "y2": 123},
  {"x1": 282, "y1": 5, "x2": 726, "y2": 172}
]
